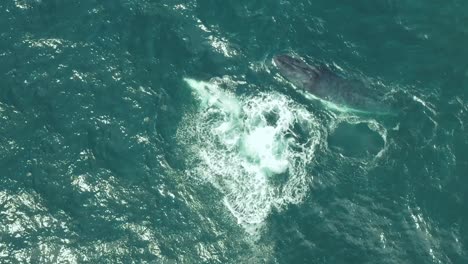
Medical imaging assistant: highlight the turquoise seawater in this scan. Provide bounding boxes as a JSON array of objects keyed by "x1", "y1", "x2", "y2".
[{"x1": 1, "y1": 1, "x2": 467, "y2": 263}]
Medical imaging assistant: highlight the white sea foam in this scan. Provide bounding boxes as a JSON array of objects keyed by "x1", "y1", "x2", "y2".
[{"x1": 179, "y1": 77, "x2": 322, "y2": 235}]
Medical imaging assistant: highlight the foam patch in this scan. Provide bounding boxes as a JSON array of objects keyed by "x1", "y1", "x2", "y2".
[{"x1": 178, "y1": 77, "x2": 322, "y2": 235}]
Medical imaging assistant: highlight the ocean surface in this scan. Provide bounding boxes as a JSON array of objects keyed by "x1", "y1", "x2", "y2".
[{"x1": 1, "y1": 1, "x2": 467, "y2": 263}]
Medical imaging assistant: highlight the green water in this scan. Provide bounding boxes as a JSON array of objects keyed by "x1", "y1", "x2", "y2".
[{"x1": 1, "y1": 1, "x2": 467, "y2": 263}]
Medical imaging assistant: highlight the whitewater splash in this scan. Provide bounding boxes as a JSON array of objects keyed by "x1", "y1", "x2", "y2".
[{"x1": 178, "y1": 77, "x2": 322, "y2": 234}]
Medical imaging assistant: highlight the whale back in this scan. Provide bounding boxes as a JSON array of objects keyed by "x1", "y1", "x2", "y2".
[{"x1": 274, "y1": 54, "x2": 386, "y2": 112}]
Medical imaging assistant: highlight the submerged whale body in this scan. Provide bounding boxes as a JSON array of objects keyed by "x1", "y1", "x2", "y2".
[{"x1": 273, "y1": 54, "x2": 387, "y2": 113}]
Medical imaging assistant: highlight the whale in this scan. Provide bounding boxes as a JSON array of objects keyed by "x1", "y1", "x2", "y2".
[{"x1": 273, "y1": 54, "x2": 388, "y2": 113}]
